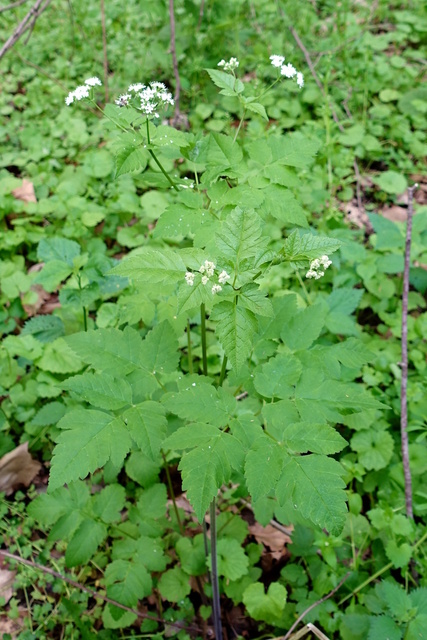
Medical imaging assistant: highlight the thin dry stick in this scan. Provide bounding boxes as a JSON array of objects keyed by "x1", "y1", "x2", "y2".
[
  {"x1": 0, "y1": 0, "x2": 51, "y2": 60},
  {"x1": 196, "y1": 0, "x2": 205, "y2": 31},
  {"x1": 0, "y1": 0, "x2": 29, "y2": 13},
  {"x1": 168, "y1": 0, "x2": 187, "y2": 128},
  {"x1": 282, "y1": 572, "x2": 351, "y2": 640},
  {"x1": 0, "y1": 549, "x2": 201, "y2": 633},
  {"x1": 15, "y1": 51, "x2": 68, "y2": 90},
  {"x1": 100, "y1": 0, "x2": 109, "y2": 102},
  {"x1": 400, "y1": 185, "x2": 417, "y2": 519}
]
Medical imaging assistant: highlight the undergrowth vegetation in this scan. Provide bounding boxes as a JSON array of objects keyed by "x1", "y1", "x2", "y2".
[{"x1": 0, "y1": 1, "x2": 426, "y2": 639}]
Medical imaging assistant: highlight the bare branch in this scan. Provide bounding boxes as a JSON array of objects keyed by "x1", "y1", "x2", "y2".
[
  {"x1": 0, "y1": 549, "x2": 201, "y2": 633},
  {"x1": 282, "y1": 572, "x2": 351, "y2": 640},
  {"x1": 0, "y1": 0, "x2": 30, "y2": 13},
  {"x1": 400, "y1": 184, "x2": 418, "y2": 519},
  {"x1": 0, "y1": 0, "x2": 52, "y2": 61},
  {"x1": 168, "y1": 0, "x2": 188, "y2": 129}
]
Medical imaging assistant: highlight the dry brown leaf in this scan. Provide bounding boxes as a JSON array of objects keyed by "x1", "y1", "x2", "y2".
[
  {"x1": 381, "y1": 205, "x2": 407, "y2": 223},
  {"x1": 11, "y1": 179, "x2": 37, "y2": 203},
  {"x1": 249, "y1": 522, "x2": 292, "y2": 555},
  {"x1": 342, "y1": 201, "x2": 372, "y2": 231},
  {"x1": 0, "y1": 568, "x2": 16, "y2": 605},
  {"x1": 21, "y1": 284, "x2": 51, "y2": 317},
  {"x1": 0, "y1": 443, "x2": 41, "y2": 496}
]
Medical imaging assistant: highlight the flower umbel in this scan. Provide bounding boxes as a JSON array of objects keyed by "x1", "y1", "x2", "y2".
[
  {"x1": 184, "y1": 261, "x2": 230, "y2": 294},
  {"x1": 65, "y1": 77, "x2": 102, "y2": 105},
  {"x1": 218, "y1": 57, "x2": 239, "y2": 72},
  {"x1": 218, "y1": 270, "x2": 231, "y2": 285},
  {"x1": 185, "y1": 272, "x2": 195, "y2": 286},
  {"x1": 270, "y1": 54, "x2": 285, "y2": 68},
  {"x1": 306, "y1": 255, "x2": 332, "y2": 280},
  {"x1": 270, "y1": 55, "x2": 304, "y2": 89}
]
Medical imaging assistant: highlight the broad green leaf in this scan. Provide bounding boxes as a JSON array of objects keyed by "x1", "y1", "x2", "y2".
[
  {"x1": 158, "y1": 566, "x2": 191, "y2": 602},
  {"x1": 368, "y1": 214, "x2": 403, "y2": 250},
  {"x1": 367, "y1": 616, "x2": 402, "y2": 640},
  {"x1": 283, "y1": 423, "x2": 347, "y2": 455},
  {"x1": 21, "y1": 315, "x2": 65, "y2": 343},
  {"x1": 30, "y1": 401, "x2": 66, "y2": 428},
  {"x1": 246, "y1": 102, "x2": 268, "y2": 120},
  {"x1": 245, "y1": 436, "x2": 285, "y2": 502},
  {"x1": 205, "y1": 69, "x2": 244, "y2": 95},
  {"x1": 123, "y1": 401, "x2": 167, "y2": 460},
  {"x1": 243, "y1": 582, "x2": 287, "y2": 623},
  {"x1": 62, "y1": 372, "x2": 132, "y2": 410},
  {"x1": 238, "y1": 284, "x2": 273, "y2": 317},
  {"x1": 374, "y1": 170, "x2": 407, "y2": 195},
  {"x1": 261, "y1": 185, "x2": 308, "y2": 227},
  {"x1": 216, "y1": 207, "x2": 263, "y2": 264},
  {"x1": 164, "y1": 423, "x2": 221, "y2": 449},
  {"x1": 65, "y1": 519, "x2": 107, "y2": 567},
  {"x1": 135, "y1": 534, "x2": 168, "y2": 571},
  {"x1": 137, "y1": 484, "x2": 167, "y2": 521},
  {"x1": 296, "y1": 374, "x2": 387, "y2": 414},
  {"x1": 179, "y1": 432, "x2": 242, "y2": 520},
  {"x1": 37, "y1": 237, "x2": 81, "y2": 266},
  {"x1": 163, "y1": 381, "x2": 235, "y2": 427},
  {"x1": 114, "y1": 145, "x2": 148, "y2": 178},
  {"x1": 177, "y1": 278, "x2": 213, "y2": 313},
  {"x1": 140, "y1": 321, "x2": 179, "y2": 374},
  {"x1": 377, "y1": 581, "x2": 412, "y2": 620},
  {"x1": 283, "y1": 230, "x2": 342, "y2": 263},
  {"x1": 27, "y1": 487, "x2": 70, "y2": 525},
  {"x1": 276, "y1": 454, "x2": 347, "y2": 535},
  {"x1": 49, "y1": 410, "x2": 132, "y2": 490},
  {"x1": 210, "y1": 301, "x2": 257, "y2": 371},
  {"x1": 203, "y1": 132, "x2": 243, "y2": 170},
  {"x1": 327, "y1": 288, "x2": 364, "y2": 315},
  {"x1": 66, "y1": 327, "x2": 143, "y2": 375},
  {"x1": 176, "y1": 535, "x2": 207, "y2": 576},
  {"x1": 93, "y1": 484, "x2": 126, "y2": 523},
  {"x1": 281, "y1": 302, "x2": 328, "y2": 351},
  {"x1": 33, "y1": 261, "x2": 74, "y2": 292},
  {"x1": 214, "y1": 538, "x2": 249, "y2": 581},
  {"x1": 111, "y1": 247, "x2": 186, "y2": 285},
  {"x1": 254, "y1": 354, "x2": 302, "y2": 399},
  {"x1": 331, "y1": 338, "x2": 374, "y2": 369},
  {"x1": 38, "y1": 338, "x2": 83, "y2": 373},
  {"x1": 153, "y1": 124, "x2": 193, "y2": 148},
  {"x1": 351, "y1": 429, "x2": 394, "y2": 470},
  {"x1": 105, "y1": 559, "x2": 152, "y2": 608}
]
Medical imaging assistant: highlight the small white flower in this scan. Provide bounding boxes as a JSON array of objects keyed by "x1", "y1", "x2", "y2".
[
  {"x1": 65, "y1": 93, "x2": 74, "y2": 105},
  {"x1": 85, "y1": 77, "x2": 102, "y2": 87},
  {"x1": 200, "y1": 260, "x2": 215, "y2": 277},
  {"x1": 306, "y1": 255, "x2": 332, "y2": 280},
  {"x1": 218, "y1": 270, "x2": 231, "y2": 284},
  {"x1": 201, "y1": 275, "x2": 209, "y2": 285},
  {"x1": 115, "y1": 93, "x2": 131, "y2": 107},
  {"x1": 296, "y1": 72, "x2": 304, "y2": 88},
  {"x1": 212, "y1": 284, "x2": 222, "y2": 294},
  {"x1": 218, "y1": 57, "x2": 239, "y2": 72},
  {"x1": 281, "y1": 63, "x2": 297, "y2": 78},
  {"x1": 270, "y1": 55, "x2": 285, "y2": 68},
  {"x1": 185, "y1": 272, "x2": 195, "y2": 286}
]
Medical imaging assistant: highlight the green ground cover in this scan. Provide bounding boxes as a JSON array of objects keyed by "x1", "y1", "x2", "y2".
[{"x1": 0, "y1": 1, "x2": 426, "y2": 638}]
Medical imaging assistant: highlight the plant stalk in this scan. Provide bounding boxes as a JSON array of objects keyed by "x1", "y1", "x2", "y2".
[
  {"x1": 200, "y1": 303, "x2": 208, "y2": 376},
  {"x1": 209, "y1": 498, "x2": 223, "y2": 640},
  {"x1": 146, "y1": 118, "x2": 179, "y2": 191},
  {"x1": 186, "y1": 319, "x2": 193, "y2": 374}
]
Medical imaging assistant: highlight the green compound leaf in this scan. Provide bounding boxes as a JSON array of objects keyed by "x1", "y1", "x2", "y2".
[
  {"x1": 123, "y1": 401, "x2": 167, "y2": 460},
  {"x1": 49, "y1": 410, "x2": 131, "y2": 491},
  {"x1": 140, "y1": 321, "x2": 179, "y2": 375},
  {"x1": 281, "y1": 301, "x2": 329, "y2": 351},
  {"x1": 203, "y1": 132, "x2": 243, "y2": 171},
  {"x1": 111, "y1": 247, "x2": 186, "y2": 285},
  {"x1": 243, "y1": 582, "x2": 287, "y2": 623},
  {"x1": 163, "y1": 381, "x2": 235, "y2": 428},
  {"x1": 65, "y1": 519, "x2": 107, "y2": 567},
  {"x1": 283, "y1": 230, "x2": 342, "y2": 263},
  {"x1": 176, "y1": 535, "x2": 207, "y2": 576},
  {"x1": 164, "y1": 423, "x2": 222, "y2": 450},
  {"x1": 114, "y1": 145, "x2": 148, "y2": 178},
  {"x1": 331, "y1": 338, "x2": 374, "y2": 369},
  {"x1": 214, "y1": 538, "x2": 249, "y2": 581},
  {"x1": 254, "y1": 353, "x2": 302, "y2": 399},
  {"x1": 179, "y1": 432, "x2": 243, "y2": 521},
  {"x1": 158, "y1": 566, "x2": 191, "y2": 602},
  {"x1": 238, "y1": 284, "x2": 273, "y2": 317},
  {"x1": 66, "y1": 326, "x2": 143, "y2": 376},
  {"x1": 93, "y1": 484, "x2": 126, "y2": 523},
  {"x1": 283, "y1": 423, "x2": 347, "y2": 455},
  {"x1": 245, "y1": 436, "x2": 285, "y2": 502},
  {"x1": 245, "y1": 101, "x2": 268, "y2": 120},
  {"x1": 105, "y1": 559, "x2": 152, "y2": 609},
  {"x1": 261, "y1": 186, "x2": 308, "y2": 228},
  {"x1": 62, "y1": 372, "x2": 132, "y2": 410},
  {"x1": 276, "y1": 454, "x2": 347, "y2": 535},
  {"x1": 210, "y1": 300, "x2": 257, "y2": 371},
  {"x1": 367, "y1": 615, "x2": 402, "y2": 640},
  {"x1": 37, "y1": 237, "x2": 81, "y2": 267},
  {"x1": 377, "y1": 581, "x2": 412, "y2": 620},
  {"x1": 177, "y1": 278, "x2": 213, "y2": 313},
  {"x1": 21, "y1": 315, "x2": 65, "y2": 343},
  {"x1": 205, "y1": 68, "x2": 245, "y2": 95},
  {"x1": 385, "y1": 541, "x2": 412, "y2": 568},
  {"x1": 351, "y1": 429, "x2": 394, "y2": 470},
  {"x1": 216, "y1": 207, "x2": 264, "y2": 264}
]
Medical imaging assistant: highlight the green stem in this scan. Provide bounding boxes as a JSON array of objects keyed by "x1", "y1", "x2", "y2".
[
  {"x1": 146, "y1": 118, "x2": 179, "y2": 191},
  {"x1": 200, "y1": 303, "x2": 208, "y2": 376},
  {"x1": 295, "y1": 270, "x2": 312, "y2": 305},
  {"x1": 162, "y1": 451, "x2": 184, "y2": 535},
  {"x1": 186, "y1": 320, "x2": 193, "y2": 375},
  {"x1": 209, "y1": 498, "x2": 223, "y2": 640},
  {"x1": 76, "y1": 274, "x2": 88, "y2": 331},
  {"x1": 218, "y1": 355, "x2": 227, "y2": 387},
  {"x1": 233, "y1": 108, "x2": 246, "y2": 143}
]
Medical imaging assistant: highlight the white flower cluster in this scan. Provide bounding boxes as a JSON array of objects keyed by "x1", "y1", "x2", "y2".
[
  {"x1": 115, "y1": 81, "x2": 174, "y2": 117},
  {"x1": 65, "y1": 77, "x2": 102, "y2": 105},
  {"x1": 218, "y1": 57, "x2": 239, "y2": 72},
  {"x1": 306, "y1": 255, "x2": 332, "y2": 280},
  {"x1": 270, "y1": 54, "x2": 304, "y2": 88},
  {"x1": 185, "y1": 261, "x2": 231, "y2": 295}
]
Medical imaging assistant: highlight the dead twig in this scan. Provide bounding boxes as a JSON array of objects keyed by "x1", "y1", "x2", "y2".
[
  {"x1": 100, "y1": 0, "x2": 109, "y2": 102},
  {"x1": 168, "y1": 0, "x2": 188, "y2": 129},
  {"x1": 0, "y1": 0, "x2": 29, "y2": 13},
  {"x1": 400, "y1": 184, "x2": 417, "y2": 519},
  {"x1": 0, "y1": 0, "x2": 52, "y2": 61},
  {"x1": 282, "y1": 572, "x2": 351, "y2": 640},
  {"x1": 0, "y1": 549, "x2": 201, "y2": 634}
]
